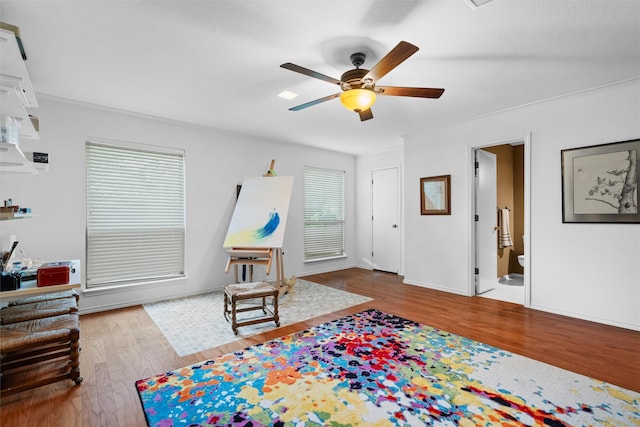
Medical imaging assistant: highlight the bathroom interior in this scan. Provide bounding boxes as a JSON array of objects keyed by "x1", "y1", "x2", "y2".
[{"x1": 480, "y1": 143, "x2": 525, "y2": 304}]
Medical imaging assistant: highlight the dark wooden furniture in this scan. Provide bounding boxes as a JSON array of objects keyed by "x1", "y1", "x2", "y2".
[
  {"x1": 223, "y1": 281, "x2": 280, "y2": 335},
  {"x1": 0, "y1": 290, "x2": 82, "y2": 396}
]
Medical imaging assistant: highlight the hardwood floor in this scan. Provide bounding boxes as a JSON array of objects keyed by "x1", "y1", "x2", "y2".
[{"x1": 1, "y1": 268, "x2": 638, "y2": 426}]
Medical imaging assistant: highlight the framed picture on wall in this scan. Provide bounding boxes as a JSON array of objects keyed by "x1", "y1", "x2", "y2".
[
  {"x1": 561, "y1": 139, "x2": 639, "y2": 223},
  {"x1": 420, "y1": 175, "x2": 451, "y2": 215}
]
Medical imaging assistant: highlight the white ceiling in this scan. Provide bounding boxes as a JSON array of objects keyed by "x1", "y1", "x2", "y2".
[{"x1": 2, "y1": 0, "x2": 639, "y2": 155}]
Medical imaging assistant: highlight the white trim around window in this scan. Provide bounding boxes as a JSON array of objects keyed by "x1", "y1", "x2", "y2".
[
  {"x1": 85, "y1": 139, "x2": 186, "y2": 289},
  {"x1": 303, "y1": 166, "x2": 345, "y2": 262}
]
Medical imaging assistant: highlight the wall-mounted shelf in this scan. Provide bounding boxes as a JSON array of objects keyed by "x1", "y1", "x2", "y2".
[
  {"x1": 0, "y1": 27, "x2": 38, "y2": 109},
  {"x1": 0, "y1": 211, "x2": 37, "y2": 220},
  {"x1": 0, "y1": 77, "x2": 39, "y2": 139},
  {"x1": 0, "y1": 25, "x2": 39, "y2": 175},
  {"x1": 0, "y1": 142, "x2": 38, "y2": 174}
]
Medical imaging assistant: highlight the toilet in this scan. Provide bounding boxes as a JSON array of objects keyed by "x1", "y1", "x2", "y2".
[{"x1": 517, "y1": 235, "x2": 525, "y2": 268}]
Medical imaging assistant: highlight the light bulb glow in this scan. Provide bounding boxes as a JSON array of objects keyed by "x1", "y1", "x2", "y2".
[{"x1": 339, "y1": 89, "x2": 376, "y2": 112}]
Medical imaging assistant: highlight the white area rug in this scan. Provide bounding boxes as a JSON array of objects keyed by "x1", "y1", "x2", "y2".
[{"x1": 143, "y1": 279, "x2": 372, "y2": 356}]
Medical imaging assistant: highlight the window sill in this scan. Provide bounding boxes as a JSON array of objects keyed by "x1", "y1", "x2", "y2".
[
  {"x1": 82, "y1": 275, "x2": 187, "y2": 296},
  {"x1": 304, "y1": 254, "x2": 347, "y2": 264}
]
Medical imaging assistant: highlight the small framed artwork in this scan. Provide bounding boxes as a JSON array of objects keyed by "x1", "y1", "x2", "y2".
[
  {"x1": 561, "y1": 139, "x2": 639, "y2": 223},
  {"x1": 420, "y1": 175, "x2": 451, "y2": 215}
]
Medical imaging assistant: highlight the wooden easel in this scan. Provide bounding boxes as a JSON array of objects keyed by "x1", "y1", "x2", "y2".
[
  {"x1": 263, "y1": 159, "x2": 276, "y2": 177},
  {"x1": 225, "y1": 247, "x2": 284, "y2": 290},
  {"x1": 224, "y1": 159, "x2": 289, "y2": 291}
]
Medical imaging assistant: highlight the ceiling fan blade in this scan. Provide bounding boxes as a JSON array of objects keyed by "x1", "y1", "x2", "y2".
[
  {"x1": 289, "y1": 93, "x2": 341, "y2": 111},
  {"x1": 358, "y1": 108, "x2": 374, "y2": 121},
  {"x1": 280, "y1": 63, "x2": 342, "y2": 86},
  {"x1": 362, "y1": 41, "x2": 419, "y2": 83},
  {"x1": 376, "y1": 86, "x2": 445, "y2": 98}
]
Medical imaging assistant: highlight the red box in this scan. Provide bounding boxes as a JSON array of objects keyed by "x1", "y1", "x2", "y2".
[{"x1": 37, "y1": 261, "x2": 71, "y2": 287}]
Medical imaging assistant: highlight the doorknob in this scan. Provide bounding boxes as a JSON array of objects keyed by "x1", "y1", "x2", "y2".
[{"x1": 392, "y1": 224, "x2": 398, "y2": 228}]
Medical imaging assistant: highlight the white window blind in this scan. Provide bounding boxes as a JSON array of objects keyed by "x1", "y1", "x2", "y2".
[
  {"x1": 304, "y1": 167, "x2": 345, "y2": 261},
  {"x1": 86, "y1": 141, "x2": 185, "y2": 288}
]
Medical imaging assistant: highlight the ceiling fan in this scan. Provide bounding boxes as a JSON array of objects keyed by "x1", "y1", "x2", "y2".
[{"x1": 280, "y1": 41, "x2": 444, "y2": 122}]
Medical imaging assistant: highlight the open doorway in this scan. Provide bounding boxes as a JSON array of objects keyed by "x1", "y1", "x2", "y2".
[{"x1": 473, "y1": 137, "x2": 530, "y2": 306}]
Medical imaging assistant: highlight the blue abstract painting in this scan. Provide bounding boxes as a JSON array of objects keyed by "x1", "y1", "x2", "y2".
[{"x1": 223, "y1": 176, "x2": 293, "y2": 248}]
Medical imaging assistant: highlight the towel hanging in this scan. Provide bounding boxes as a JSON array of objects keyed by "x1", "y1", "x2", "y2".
[{"x1": 498, "y1": 208, "x2": 514, "y2": 248}]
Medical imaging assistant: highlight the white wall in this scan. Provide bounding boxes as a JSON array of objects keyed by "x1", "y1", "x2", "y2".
[
  {"x1": 0, "y1": 96, "x2": 357, "y2": 313},
  {"x1": 402, "y1": 79, "x2": 640, "y2": 330}
]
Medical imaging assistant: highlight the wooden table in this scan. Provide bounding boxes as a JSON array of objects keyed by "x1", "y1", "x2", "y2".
[{"x1": 0, "y1": 259, "x2": 81, "y2": 303}]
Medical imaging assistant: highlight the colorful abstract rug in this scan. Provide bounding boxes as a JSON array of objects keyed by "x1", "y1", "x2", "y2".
[
  {"x1": 143, "y1": 279, "x2": 372, "y2": 356},
  {"x1": 136, "y1": 309, "x2": 640, "y2": 426}
]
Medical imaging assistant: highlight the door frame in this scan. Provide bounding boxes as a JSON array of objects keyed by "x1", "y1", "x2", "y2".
[
  {"x1": 371, "y1": 164, "x2": 403, "y2": 275},
  {"x1": 467, "y1": 133, "x2": 531, "y2": 307}
]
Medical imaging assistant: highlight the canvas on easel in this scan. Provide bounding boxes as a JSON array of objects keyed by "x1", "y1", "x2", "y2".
[
  {"x1": 223, "y1": 176, "x2": 293, "y2": 289},
  {"x1": 223, "y1": 176, "x2": 294, "y2": 248}
]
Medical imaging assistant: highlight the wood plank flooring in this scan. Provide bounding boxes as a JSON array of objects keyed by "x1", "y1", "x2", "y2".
[{"x1": 1, "y1": 268, "x2": 638, "y2": 426}]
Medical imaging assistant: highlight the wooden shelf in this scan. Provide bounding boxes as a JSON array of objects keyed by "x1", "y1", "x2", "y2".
[
  {"x1": 0, "y1": 282, "x2": 80, "y2": 301},
  {"x1": 0, "y1": 260, "x2": 81, "y2": 302}
]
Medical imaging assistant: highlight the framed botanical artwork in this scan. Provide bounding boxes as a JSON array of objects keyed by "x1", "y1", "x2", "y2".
[
  {"x1": 561, "y1": 139, "x2": 639, "y2": 223},
  {"x1": 420, "y1": 175, "x2": 451, "y2": 215}
]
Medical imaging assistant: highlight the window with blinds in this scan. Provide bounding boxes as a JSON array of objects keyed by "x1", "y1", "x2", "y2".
[
  {"x1": 86, "y1": 141, "x2": 185, "y2": 288},
  {"x1": 303, "y1": 166, "x2": 345, "y2": 261}
]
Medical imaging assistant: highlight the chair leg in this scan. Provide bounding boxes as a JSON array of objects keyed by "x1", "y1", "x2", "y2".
[
  {"x1": 223, "y1": 292, "x2": 229, "y2": 322},
  {"x1": 69, "y1": 328, "x2": 83, "y2": 385},
  {"x1": 0, "y1": 326, "x2": 83, "y2": 396},
  {"x1": 273, "y1": 291, "x2": 280, "y2": 327},
  {"x1": 231, "y1": 296, "x2": 238, "y2": 335}
]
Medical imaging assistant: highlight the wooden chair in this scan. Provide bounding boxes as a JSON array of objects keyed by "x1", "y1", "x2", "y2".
[
  {"x1": 0, "y1": 313, "x2": 82, "y2": 396},
  {"x1": 223, "y1": 281, "x2": 280, "y2": 335}
]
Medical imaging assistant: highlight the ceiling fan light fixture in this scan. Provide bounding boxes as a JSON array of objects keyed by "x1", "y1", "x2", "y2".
[{"x1": 339, "y1": 88, "x2": 376, "y2": 112}]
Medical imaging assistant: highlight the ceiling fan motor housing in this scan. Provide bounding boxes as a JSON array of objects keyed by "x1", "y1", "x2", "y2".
[{"x1": 340, "y1": 68, "x2": 370, "y2": 91}]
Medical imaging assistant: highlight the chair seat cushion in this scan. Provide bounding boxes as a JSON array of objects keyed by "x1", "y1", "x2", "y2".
[
  {"x1": 8, "y1": 289, "x2": 79, "y2": 306},
  {"x1": 224, "y1": 281, "x2": 277, "y2": 298},
  {"x1": 1, "y1": 298, "x2": 78, "y2": 324},
  {"x1": 0, "y1": 313, "x2": 79, "y2": 354}
]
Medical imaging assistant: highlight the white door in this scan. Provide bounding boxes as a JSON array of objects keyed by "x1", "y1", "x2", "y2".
[
  {"x1": 475, "y1": 150, "x2": 497, "y2": 294},
  {"x1": 372, "y1": 167, "x2": 400, "y2": 273}
]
